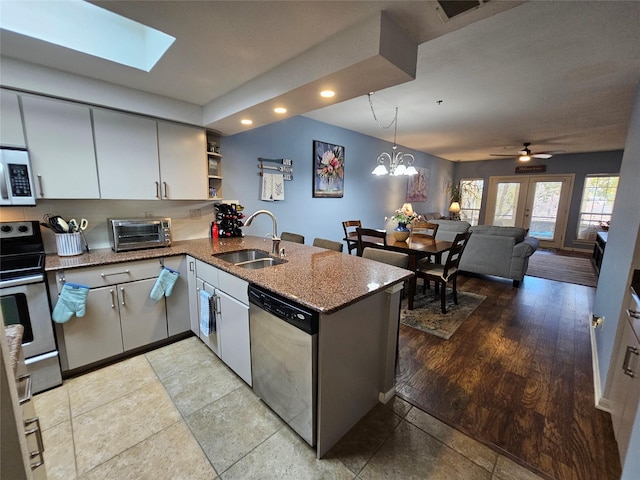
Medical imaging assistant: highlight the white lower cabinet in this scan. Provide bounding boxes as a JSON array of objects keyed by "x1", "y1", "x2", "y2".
[
  {"x1": 611, "y1": 311, "x2": 640, "y2": 470},
  {"x1": 53, "y1": 258, "x2": 178, "y2": 371},
  {"x1": 164, "y1": 255, "x2": 191, "y2": 336},
  {"x1": 217, "y1": 288, "x2": 251, "y2": 385},
  {"x1": 194, "y1": 259, "x2": 252, "y2": 385},
  {"x1": 61, "y1": 285, "x2": 125, "y2": 369},
  {"x1": 119, "y1": 277, "x2": 168, "y2": 351}
]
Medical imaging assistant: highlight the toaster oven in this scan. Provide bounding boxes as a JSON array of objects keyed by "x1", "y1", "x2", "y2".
[{"x1": 107, "y1": 218, "x2": 172, "y2": 252}]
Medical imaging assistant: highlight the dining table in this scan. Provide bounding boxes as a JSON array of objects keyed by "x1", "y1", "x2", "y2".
[{"x1": 359, "y1": 232, "x2": 453, "y2": 310}]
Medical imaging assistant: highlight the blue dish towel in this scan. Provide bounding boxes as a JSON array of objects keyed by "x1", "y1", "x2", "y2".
[
  {"x1": 150, "y1": 267, "x2": 180, "y2": 301},
  {"x1": 52, "y1": 283, "x2": 90, "y2": 324},
  {"x1": 199, "y1": 290, "x2": 216, "y2": 336}
]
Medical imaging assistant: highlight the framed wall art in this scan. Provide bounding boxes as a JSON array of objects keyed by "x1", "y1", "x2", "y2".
[
  {"x1": 406, "y1": 167, "x2": 429, "y2": 202},
  {"x1": 313, "y1": 140, "x2": 344, "y2": 198}
]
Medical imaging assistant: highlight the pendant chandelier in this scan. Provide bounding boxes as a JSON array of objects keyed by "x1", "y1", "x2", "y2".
[{"x1": 369, "y1": 93, "x2": 417, "y2": 176}]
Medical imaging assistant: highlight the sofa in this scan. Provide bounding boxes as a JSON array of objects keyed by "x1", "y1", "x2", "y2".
[{"x1": 431, "y1": 220, "x2": 539, "y2": 287}]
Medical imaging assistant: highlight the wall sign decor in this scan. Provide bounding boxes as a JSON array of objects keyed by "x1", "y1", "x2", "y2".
[
  {"x1": 406, "y1": 167, "x2": 429, "y2": 202},
  {"x1": 516, "y1": 164, "x2": 546, "y2": 174},
  {"x1": 313, "y1": 140, "x2": 344, "y2": 198}
]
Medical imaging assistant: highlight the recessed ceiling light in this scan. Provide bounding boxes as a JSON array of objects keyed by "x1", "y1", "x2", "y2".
[
  {"x1": 320, "y1": 90, "x2": 335, "y2": 98},
  {"x1": 240, "y1": 119, "x2": 253, "y2": 125},
  {"x1": 0, "y1": 0, "x2": 175, "y2": 72},
  {"x1": 274, "y1": 107, "x2": 287, "y2": 114}
]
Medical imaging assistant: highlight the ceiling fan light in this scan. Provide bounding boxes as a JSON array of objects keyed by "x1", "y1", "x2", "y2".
[{"x1": 518, "y1": 154, "x2": 531, "y2": 162}]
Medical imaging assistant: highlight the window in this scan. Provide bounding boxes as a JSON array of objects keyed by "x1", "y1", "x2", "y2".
[
  {"x1": 459, "y1": 179, "x2": 484, "y2": 226},
  {"x1": 576, "y1": 175, "x2": 619, "y2": 241}
]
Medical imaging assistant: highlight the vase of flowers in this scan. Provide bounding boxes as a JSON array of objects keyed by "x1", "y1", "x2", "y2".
[{"x1": 392, "y1": 203, "x2": 420, "y2": 242}]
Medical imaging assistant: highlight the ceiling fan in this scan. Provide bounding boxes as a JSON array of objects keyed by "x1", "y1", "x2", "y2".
[{"x1": 490, "y1": 143, "x2": 565, "y2": 162}]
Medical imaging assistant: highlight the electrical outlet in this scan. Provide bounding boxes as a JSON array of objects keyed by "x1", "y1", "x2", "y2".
[
  {"x1": 144, "y1": 211, "x2": 153, "y2": 218},
  {"x1": 591, "y1": 313, "x2": 604, "y2": 329},
  {"x1": 189, "y1": 208, "x2": 201, "y2": 219}
]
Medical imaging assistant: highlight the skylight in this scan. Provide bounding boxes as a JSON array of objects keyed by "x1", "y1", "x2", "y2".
[{"x1": 0, "y1": 0, "x2": 175, "y2": 72}]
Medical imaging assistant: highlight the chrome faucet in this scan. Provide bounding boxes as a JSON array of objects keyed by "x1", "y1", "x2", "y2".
[{"x1": 244, "y1": 210, "x2": 280, "y2": 254}]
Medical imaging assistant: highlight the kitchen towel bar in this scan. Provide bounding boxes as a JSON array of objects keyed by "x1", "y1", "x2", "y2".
[{"x1": 258, "y1": 157, "x2": 294, "y2": 180}]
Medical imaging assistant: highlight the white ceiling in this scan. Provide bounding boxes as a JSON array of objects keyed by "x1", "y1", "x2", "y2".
[{"x1": 1, "y1": 1, "x2": 639, "y2": 161}]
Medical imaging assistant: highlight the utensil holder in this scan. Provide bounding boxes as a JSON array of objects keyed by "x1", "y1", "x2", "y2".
[{"x1": 55, "y1": 233, "x2": 83, "y2": 256}]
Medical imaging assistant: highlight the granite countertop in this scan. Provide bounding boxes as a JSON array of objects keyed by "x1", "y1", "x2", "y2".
[
  {"x1": 4, "y1": 324, "x2": 24, "y2": 375},
  {"x1": 45, "y1": 236, "x2": 413, "y2": 314}
]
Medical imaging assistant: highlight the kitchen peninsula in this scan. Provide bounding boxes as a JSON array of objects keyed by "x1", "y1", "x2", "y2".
[{"x1": 45, "y1": 236, "x2": 412, "y2": 457}]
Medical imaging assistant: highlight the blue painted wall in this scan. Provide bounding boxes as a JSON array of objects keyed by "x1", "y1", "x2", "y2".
[
  {"x1": 222, "y1": 116, "x2": 453, "y2": 246},
  {"x1": 453, "y1": 151, "x2": 623, "y2": 249}
]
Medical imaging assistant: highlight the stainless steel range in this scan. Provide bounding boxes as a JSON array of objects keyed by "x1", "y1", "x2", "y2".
[{"x1": 1, "y1": 220, "x2": 62, "y2": 393}]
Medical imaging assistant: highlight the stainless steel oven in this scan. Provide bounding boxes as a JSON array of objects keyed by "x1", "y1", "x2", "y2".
[{"x1": 1, "y1": 221, "x2": 62, "y2": 393}]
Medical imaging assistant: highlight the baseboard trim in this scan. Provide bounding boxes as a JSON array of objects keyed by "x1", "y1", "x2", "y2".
[
  {"x1": 379, "y1": 387, "x2": 396, "y2": 404},
  {"x1": 590, "y1": 322, "x2": 612, "y2": 412}
]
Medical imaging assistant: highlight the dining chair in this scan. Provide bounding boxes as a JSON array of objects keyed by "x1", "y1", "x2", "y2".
[
  {"x1": 412, "y1": 221, "x2": 439, "y2": 240},
  {"x1": 280, "y1": 232, "x2": 305, "y2": 244},
  {"x1": 342, "y1": 220, "x2": 361, "y2": 255},
  {"x1": 415, "y1": 231, "x2": 472, "y2": 314},
  {"x1": 413, "y1": 221, "x2": 441, "y2": 285},
  {"x1": 362, "y1": 247, "x2": 409, "y2": 269},
  {"x1": 312, "y1": 238, "x2": 343, "y2": 252},
  {"x1": 356, "y1": 227, "x2": 387, "y2": 256}
]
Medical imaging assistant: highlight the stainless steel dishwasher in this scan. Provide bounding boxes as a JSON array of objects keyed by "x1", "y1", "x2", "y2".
[{"x1": 248, "y1": 284, "x2": 319, "y2": 447}]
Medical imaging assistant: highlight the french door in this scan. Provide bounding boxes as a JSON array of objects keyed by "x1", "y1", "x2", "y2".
[{"x1": 485, "y1": 174, "x2": 574, "y2": 248}]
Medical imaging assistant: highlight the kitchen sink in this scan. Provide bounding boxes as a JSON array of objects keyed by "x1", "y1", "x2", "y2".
[
  {"x1": 235, "y1": 257, "x2": 287, "y2": 269},
  {"x1": 213, "y1": 249, "x2": 287, "y2": 269}
]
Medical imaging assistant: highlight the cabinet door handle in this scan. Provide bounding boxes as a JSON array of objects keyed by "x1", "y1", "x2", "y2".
[
  {"x1": 627, "y1": 309, "x2": 640, "y2": 319},
  {"x1": 163, "y1": 181, "x2": 168, "y2": 199},
  {"x1": 101, "y1": 269, "x2": 130, "y2": 278},
  {"x1": 109, "y1": 289, "x2": 116, "y2": 308},
  {"x1": 623, "y1": 345, "x2": 639, "y2": 377},
  {"x1": 189, "y1": 261, "x2": 195, "y2": 272},
  {"x1": 24, "y1": 416, "x2": 45, "y2": 470},
  {"x1": 120, "y1": 287, "x2": 126, "y2": 306},
  {"x1": 215, "y1": 295, "x2": 221, "y2": 315},
  {"x1": 17, "y1": 374, "x2": 32, "y2": 405},
  {"x1": 156, "y1": 181, "x2": 161, "y2": 199},
  {"x1": 37, "y1": 174, "x2": 44, "y2": 197}
]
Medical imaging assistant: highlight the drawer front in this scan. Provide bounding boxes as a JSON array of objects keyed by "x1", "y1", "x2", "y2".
[
  {"x1": 218, "y1": 269, "x2": 248, "y2": 305},
  {"x1": 57, "y1": 258, "x2": 163, "y2": 290},
  {"x1": 195, "y1": 259, "x2": 219, "y2": 288}
]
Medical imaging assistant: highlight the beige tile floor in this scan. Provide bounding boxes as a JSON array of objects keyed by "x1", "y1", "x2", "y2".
[{"x1": 34, "y1": 336, "x2": 545, "y2": 479}]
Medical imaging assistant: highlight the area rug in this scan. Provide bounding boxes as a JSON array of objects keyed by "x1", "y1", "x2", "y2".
[
  {"x1": 526, "y1": 251, "x2": 597, "y2": 287},
  {"x1": 400, "y1": 290, "x2": 486, "y2": 339}
]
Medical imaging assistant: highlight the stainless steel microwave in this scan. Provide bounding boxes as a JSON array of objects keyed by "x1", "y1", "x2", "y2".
[
  {"x1": 0, "y1": 148, "x2": 36, "y2": 206},
  {"x1": 107, "y1": 218, "x2": 172, "y2": 252}
]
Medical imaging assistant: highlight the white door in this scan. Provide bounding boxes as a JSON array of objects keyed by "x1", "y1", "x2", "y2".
[
  {"x1": 486, "y1": 174, "x2": 574, "y2": 248},
  {"x1": 157, "y1": 122, "x2": 208, "y2": 200},
  {"x1": 216, "y1": 288, "x2": 252, "y2": 386},
  {"x1": 21, "y1": 95, "x2": 100, "y2": 199},
  {"x1": 119, "y1": 278, "x2": 168, "y2": 351},
  {"x1": 93, "y1": 109, "x2": 160, "y2": 199}
]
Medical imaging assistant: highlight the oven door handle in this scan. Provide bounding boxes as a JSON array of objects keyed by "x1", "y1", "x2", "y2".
[{"x1": 0, "y1": 273, "x2": 45, "y2": 289}]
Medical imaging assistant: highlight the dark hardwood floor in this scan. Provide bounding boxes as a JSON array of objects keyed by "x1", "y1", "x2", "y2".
[{"x1": 396, "y1": 269, "x2": 621, "y2": 480}]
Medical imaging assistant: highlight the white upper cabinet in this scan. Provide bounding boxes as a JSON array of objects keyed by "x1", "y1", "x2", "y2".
[
  {"x1": 22, "y1": 95, "x2": 99, "y2": 199},
  {"x1": 157, "y1": 122, "x2": 207, "y2": 200},
  {"x1": 0, "y1": 90, "x2": 26, "y2": 147},
  {"x1": 93, "y1": 109, "x2": 160, "y2": 199}
]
